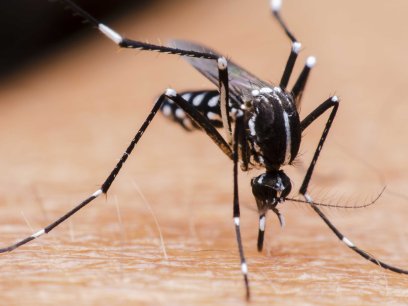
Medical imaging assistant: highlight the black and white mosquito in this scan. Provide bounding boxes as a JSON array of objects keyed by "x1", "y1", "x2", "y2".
[{"x1": 1, "y1": 0, "x2": 407, "y2": 300}]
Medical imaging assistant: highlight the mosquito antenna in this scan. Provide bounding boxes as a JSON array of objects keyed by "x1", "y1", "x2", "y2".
[{"x1": 286, "y1": 186, "x2": 385, "y2": 209}]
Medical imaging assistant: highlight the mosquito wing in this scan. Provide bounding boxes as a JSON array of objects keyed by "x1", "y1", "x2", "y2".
[{"x1": 169, "y1": 39, "x2": 273, "y2": 100}]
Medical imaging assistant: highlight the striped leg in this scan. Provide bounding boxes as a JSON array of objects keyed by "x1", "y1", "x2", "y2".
[
  {"x1": 271, "y1": 0, "x2": 301, "y2": 91},
  {"x1": 299, "y1": 96, "x2": 339, "y2": 194},
  {"x1": 163, "y1": 90, "x2": 232, "y2": 160},
  {"x1": 271, "y1": 0, "x2": 316, "y2": 108},
  {"x1": 0, "y1": 89, "x2": 231, "y2": 253},
  {"x1": 60, "y1": 0, "x2": 214, "y2": 60},
  {"x1": 309, "y1": 201, "x2": 408, "y2": 274},
  {"x1": 233, "y1": 117, "x2": 250, "y2": 300},
  {"x1": 299, "y1": 96, "x2": 408, "y2": 275},
  {"x1": 292, "y1": 56, "x2": 316, "y2": 109},
  {"x1": 57, "y1": 0, "x2": 233, "y2": 145}
]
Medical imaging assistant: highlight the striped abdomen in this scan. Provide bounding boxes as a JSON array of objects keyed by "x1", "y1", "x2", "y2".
[{"x1": 160, "y1": 90, "x2": 223, "y2": 131}]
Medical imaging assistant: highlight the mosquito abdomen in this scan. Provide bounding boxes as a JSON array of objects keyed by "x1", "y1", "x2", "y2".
[{"x1": 160, "y1": 90, "x2": 223, "y2": 131}]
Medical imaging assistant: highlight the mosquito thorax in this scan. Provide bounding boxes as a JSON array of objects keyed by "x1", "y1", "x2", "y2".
[
  {"x1": 247, "y1": 86, "x2": 301, "y2": 170},
  {"x1": 251, "y1": 170, "x2": 292, "y2": 213}
]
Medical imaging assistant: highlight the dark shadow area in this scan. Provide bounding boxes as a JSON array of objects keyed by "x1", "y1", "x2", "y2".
[{"x1": 0, "y1": 0, "x2": 156, "y2": 79}]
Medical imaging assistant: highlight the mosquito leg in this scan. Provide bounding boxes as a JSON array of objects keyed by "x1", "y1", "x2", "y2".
[
  {"x1": 299, "y1": 96, "x2": 339, "y2": 194},
  {"x1": 163, "y1": 89, "x2": 233, "y2": 159},
  {"x1": 57, "y1": 0, "x2": 233, "y2": 145},
  {"x1": 232, "y1": 117, "x2": 250, "y2": 300},
  {"x1": 299, "y1": 96, "x2": 408, "y2": 274},
  {"x1": 279, "y1": 42, "x2": 301, "y2": 91},
  {"x1": 271, "y1": 0, "x2": 317, "y2": 109},
  {"x1": 292, "y1": 56, "x2": 316, "y2": 109},
  {"x1": 307, "y1": 197, "x2": 408, "y2": 274},
  {"x1": 0, "y1": 90, "x2": 231, "y2": 253},
  {"x1": 58, "y1": 1, "x2": 212, "y2": 59},
  {"x1": 270, "y1": 0, "x2": 301, "y2": 90},
  {"x1": 0, "y1": 95, "x2": 166, "y2": 253},
  {"x1": 217, "y1": 58, "x2": 233, "y2": 145}
]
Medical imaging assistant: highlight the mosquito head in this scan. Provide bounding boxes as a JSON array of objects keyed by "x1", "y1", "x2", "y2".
[{"x1": 251, "y1": 170, "x2": 291, "y2": 213}]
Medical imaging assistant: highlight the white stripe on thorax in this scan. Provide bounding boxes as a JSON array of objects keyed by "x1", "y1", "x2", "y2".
[{"x1": 282, "y1": 110, "x2": 291, "y2": 164}]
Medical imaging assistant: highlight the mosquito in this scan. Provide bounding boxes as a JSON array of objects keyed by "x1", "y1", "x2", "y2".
[{"x1": 1, "y1": 0, "x2": 407, "y2": 300}]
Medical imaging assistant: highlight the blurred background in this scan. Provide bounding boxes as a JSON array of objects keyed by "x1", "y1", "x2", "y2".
[{"x1": 1, "y1": 1, "x2": 408, "y2": 305}]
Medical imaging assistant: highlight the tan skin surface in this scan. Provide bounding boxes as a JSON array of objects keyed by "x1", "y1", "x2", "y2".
[{"x1": 1, "y1": 0, "x2": 408, "y2": 305}]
